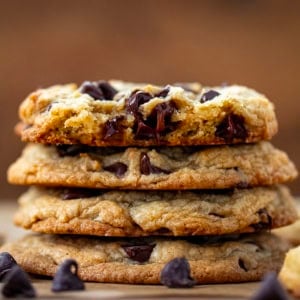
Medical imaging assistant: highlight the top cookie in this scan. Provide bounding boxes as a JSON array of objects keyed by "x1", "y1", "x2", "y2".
[{"x1": 17, "y1": 80, "x2": 278, "y2": 146}]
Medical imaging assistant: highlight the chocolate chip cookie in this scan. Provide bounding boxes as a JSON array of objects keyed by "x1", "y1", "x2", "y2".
[
  {"x1": 279, "y1": 245, "x2": 300, "y2": 297},
  {"x1": 0, "y1": 232, "x2": 288, "y2": 284},
  {"x1": 16, "y1": 81, "x2": 278, "y2": 146},
  {"x1": 13, "y1": 185, "x2": 297, "y2": 236},
  {"x1": 7, "y1": 142, "x2": 297, "y2": 190}
]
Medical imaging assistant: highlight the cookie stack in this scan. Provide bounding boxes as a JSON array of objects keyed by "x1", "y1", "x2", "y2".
[{"x1": 2, "y1": 81, "x2": 298, "y2": 284}]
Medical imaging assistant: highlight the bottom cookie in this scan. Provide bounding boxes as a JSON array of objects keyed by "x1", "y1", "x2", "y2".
[{"x1": 0, "y1": 232, "x2": 288, "y2": 284}]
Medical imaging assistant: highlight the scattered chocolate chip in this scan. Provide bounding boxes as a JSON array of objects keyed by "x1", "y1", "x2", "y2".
[
  {"x1": 215, "y1": 113, "x2": 248, "y2": 142},
  {"x1": 56, "y1": 144, "x2": 88, "y2": 157},
  {"x1": 103, "y1": 162, "x2": 128, "y2": 177},
  {"x1": 97, "y1": 81, "x2": 118, "y2": 99},
  {"x1": 251, "y1": 209, "x2": 273, "y2": 231},
  {"x1": 1, "y1": 265, "x2": 36, "y2": 298},
  {"x1": 155, "y1": 87, "x2": 170, "y2": 98},
  {"x1": 238, "y1": 258, "x2": 248, "y2": 272},
  {"x1": 52, "y1": 259, "x2": 85, "y2": 292},
  {"x1": 127, "y1": 91, "x2": 152, "y2": 116},
  {"x1": 0, "y1": 252, "x2": 17, "y2": 281},
  {"x1": 160, "y1": 257, "x2": 196, "y2": 288},
  {"x1": 61, "y1": 188, "x2": 102, "y2": 200},
  {"x1": 103, "y1": 116, "x2": 125, "y2": 140},
  {"x1": 250, "y1": 272, "x2": 288, "y2": 300},
  {"x1": 80, "y1": 81, "x2": 104, "y2": 100},
  {"x1": 122, "y1": 243, "x2": 155, "y2": 263},
  {"x1": 200, "y1": 90, "x2": 220, "y2": 103},
  {"x1": 140, "y1": 153, "x2": 170, "y2": 175}
]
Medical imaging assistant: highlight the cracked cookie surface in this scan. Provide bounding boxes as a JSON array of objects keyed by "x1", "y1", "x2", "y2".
[
  {"x1": 17, "y1": 81, "x2": 278, "y2": 146},
  {"x1": 13, "y1": 185, "x2": 297, "y2": 236},
  {"x1": 0, "y1": 232, "x2": 288, "y2": 284},
  {"x1": 7, "y1": 142, "x2": 297, "y2": 190}
]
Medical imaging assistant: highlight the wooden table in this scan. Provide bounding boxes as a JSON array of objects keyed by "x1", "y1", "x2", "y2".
[{"x1": 0, "y1": 200, "x2": 294, "y2": 299}]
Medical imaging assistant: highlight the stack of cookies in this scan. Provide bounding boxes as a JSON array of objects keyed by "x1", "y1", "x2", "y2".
[{"x1": 2, "y1": 80, "x2": 298, "y2": 284}]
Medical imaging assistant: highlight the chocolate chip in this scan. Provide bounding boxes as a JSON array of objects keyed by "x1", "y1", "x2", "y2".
[
  {"x1": 135, "y1": 101, "x2": 177, "y2": 141},
  {"x1": 52, "y1": 259, "x2": 85, "y2": 292},
  {"x1": 250, "y1": 272, "x2": 288, "y2": 300},
  {"x1": 155, "y1": 87, "x2": 170, "y2": 98},
  {"x1": 103, "y1": 116, "x2": 125, "y2": 140},
  {"x1": 238, "y1": 258, "x2": 248, "y2": 272},
  {"x1": 160, "y1": 257, "x2": 196, "y2": 288},
  {"x1": 127, "y1": 91, "x2": 152, "y2": 116},
  {"x1": 251, "y1": 209, "x2": 273, "y2": 231},
  {"x1": 150, "y1": 101, "x2": 176, "y2": 133},
  {"x1": 56, "y1": 144, "x2": 88, "y2": 157},
  {"x1": 97, "y1": 81, "x2": 118, "y2": 99},
  {"x1": 80, "y1": 81, "x2": 104, "y2": 100},
  {"x1": 61, "y1": 188, "x2": 102, "y2": 200},
  {"x1": 103, "y1": 162, "x2": 128, "y2": 177},
  {"x1": 122, "y1": 244, "x2": 155, "y2": 263},
  {"x1": 0, "y1": 252, "x2": 17, "y2": 281},
  {"x1": 135, "y1": 121, "x2": 156, "y2": 140},
  {"x1": 215, "y1": 113, "x2": 248, "y2": 142},
  {"x1": 1, "y1": 265, "x2": 36, "y2": 298},
  {"x1": 200, "y1": 90, "x2": 220, "y2": 103},
  {"x1": 127, "y1": 89, "x2": 177, "y2": 141},
  {"x1": 140, "y1": 153, "x2": 170, "y2": 175}
]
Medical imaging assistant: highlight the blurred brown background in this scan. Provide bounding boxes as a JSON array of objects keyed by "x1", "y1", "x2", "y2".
[{"x1": 0, "y1": 0, "x2": 299, "y2": 198}]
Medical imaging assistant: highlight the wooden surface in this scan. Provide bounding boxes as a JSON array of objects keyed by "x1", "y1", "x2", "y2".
[{"x1": 0, "y1": 201, "x2": 294, "y2": 299}]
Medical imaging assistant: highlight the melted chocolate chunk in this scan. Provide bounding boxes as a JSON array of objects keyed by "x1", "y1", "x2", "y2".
[
  {"x1": 155, "y1": 87, "x2": 170, "y2": 98},
  {"x1": 126, "y1": 89, "x2": 178, "y2": 141},
  {"x1": 103, "y1": 162, "x2": 128, "y2": 177},
  {"x1": 135, "y1": 101, "x2": 177, "y2": 141},
  {"x1": 200, "y1": 90, "x2": 220, "y2": 103},
  {"x1": 251, "y1": 209, "x2": 273, "y2": 231},
  {"x1": 103, "y1": 116, "x2": 125, "y2": 140},
  {"x1": 140, "y1": 153, "x2": 170, "y2": 175},
  {"x1": 150, "y1": 101, "x2": 176, "y2": 133},
  {"x1": 52, "y1": 259, "x2": 85, "y2": 292},
  {"x1": 250, "y1": 272, "x2": 288, "y2": 300},
  {"x1": 122, "y1": 243, "x2": 155, "y2": 263},
  {"x1": 80, "y1": 81, "x2": 117, "y2": 100},
  {"x1": 56, "y1": 144, "x2": 88, "y2": 157},
  {"x1": 160, "y1": 257, "x2": 196, "y2": 288},
  {"x1": 0, "y1": 252, "x2": 17, "y2": 281},
  {"x1": 97, "y1": 81, "x2": 118, "y2": 99},
  {"x1": 61, "y1": 188, "x2": 102, "y2": 200},
  {"x1": 215, "y1": 113, "x2": 248, "y2": 142},
  {"x1": 127, "y1": 91, "x2": 152, "y2": 116},
  {"x1": 238, "y1": 258, "x2": 248, "y2": 272},
  {"x1": 2, "y1": 265, "x2": 36, "y2": 298},
  {"x1": 135, "y1": 121, "x2": 156, "y2": 140},
  {"x1": 80, "y1": 81, "x2": 104, "y2": 100}
]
